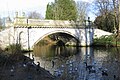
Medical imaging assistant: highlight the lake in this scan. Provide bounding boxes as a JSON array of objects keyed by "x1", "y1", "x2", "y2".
[{"x1": 25, "y1": 45, "x2": 120, "y2": 80}]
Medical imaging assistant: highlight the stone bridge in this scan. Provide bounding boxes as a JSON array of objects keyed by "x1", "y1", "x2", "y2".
[{"x1": 0, "y1": 18, "x2": 112, "y2": 50}]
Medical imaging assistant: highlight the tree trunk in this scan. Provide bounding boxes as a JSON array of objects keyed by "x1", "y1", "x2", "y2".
[{"x1": 119, "y1": 0, "x2": 120, "y2": 35}]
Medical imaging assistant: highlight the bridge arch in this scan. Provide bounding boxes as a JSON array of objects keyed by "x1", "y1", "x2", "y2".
[{"x1": 33, "y1": 29, "x2": 79, "y2": 48}]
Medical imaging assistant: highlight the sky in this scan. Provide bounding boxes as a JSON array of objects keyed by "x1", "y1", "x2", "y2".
[{"x1": 0, "y1": 0, "x2": 95, "y2": 20}]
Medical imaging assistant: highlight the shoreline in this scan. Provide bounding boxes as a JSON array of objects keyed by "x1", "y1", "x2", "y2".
[{"x1": 0, "y1": 53, "x2": 55, "y2": 80}]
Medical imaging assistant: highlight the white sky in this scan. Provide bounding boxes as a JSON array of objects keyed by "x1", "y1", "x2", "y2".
[{"x1": 0, "y1": 0, "x2": 95, "y2": 20}]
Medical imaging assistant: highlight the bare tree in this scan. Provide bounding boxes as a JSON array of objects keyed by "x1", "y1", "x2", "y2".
[
  {"x1": 93, "y1": 0, "x2": 120, "y2": 32},
  {"x1": 76, "y1": 1, "x2": 89, "y2": 24},
  {"x1": 94, "y1": 0, "x2": 113, "y2": 16},
  {"x1": 28, "y1": 11, "x2": 44, "y2": 19},
  {"x1": 119, "y1": 0, "x2": 120, "y2": 35},
  {"x1": 112, "y1": 0, "x2": 118, "y2": 33}
]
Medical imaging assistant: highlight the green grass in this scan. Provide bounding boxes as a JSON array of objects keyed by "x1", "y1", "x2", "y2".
[{"x1": 93, "y1": 35, "x2": 120, "y2": 47}]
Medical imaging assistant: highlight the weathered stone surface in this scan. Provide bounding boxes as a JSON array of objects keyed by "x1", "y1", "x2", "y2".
[{"x1": 0, "y1": 18, "x2": 112, "y2": 50}]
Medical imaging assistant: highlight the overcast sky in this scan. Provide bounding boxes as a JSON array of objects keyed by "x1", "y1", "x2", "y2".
[{"x1": 0, "y1": 0, "x2": 95, "y2": 20}]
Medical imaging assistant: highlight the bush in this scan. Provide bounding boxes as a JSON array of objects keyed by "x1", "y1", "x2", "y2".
[
  {"x1": 5, "y1": 43, "x2": 21, "y2": 54},
  {"x1": 93, "y1": 35, "x2": 116, "y2": 46}
]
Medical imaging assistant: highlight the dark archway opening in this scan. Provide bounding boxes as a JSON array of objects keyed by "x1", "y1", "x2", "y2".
[
  {"x1": 36, "y1": 32, "x2": 78, "y2": 46},
  {"x1": 33, "y1": 32, "x2": 80, "y2": 59}
]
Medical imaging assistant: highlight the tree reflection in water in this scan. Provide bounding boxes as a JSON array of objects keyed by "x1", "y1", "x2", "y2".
[{"x1": 25, "y1": 45, "x2": 120, "y2": 80}]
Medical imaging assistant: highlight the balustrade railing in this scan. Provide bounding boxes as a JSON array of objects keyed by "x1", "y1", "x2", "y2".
[{"x1": 13, "y1": 18, "x2": 85, "y2": 28}]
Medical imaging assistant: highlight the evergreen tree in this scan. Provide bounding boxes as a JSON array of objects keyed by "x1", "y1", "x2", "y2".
[
  {"x1": 45, "y1": 3, "x2": 54, "y2": 19},
  {"x1": 45, "y1": 0, "x2": 77, "y2": 21}
]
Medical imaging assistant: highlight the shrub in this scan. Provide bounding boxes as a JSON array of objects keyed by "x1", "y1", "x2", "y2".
[
  {"x1": 5, "y1": 43, "x2": 21, "y2": 54},
  {"x1": 93, "y1": 35, "x2": 116, "y2": 46}
]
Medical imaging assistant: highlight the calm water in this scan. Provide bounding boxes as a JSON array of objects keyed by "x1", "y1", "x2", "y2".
[{"x1": 25, "y1": 45, "x2": 120, "y2": 80}]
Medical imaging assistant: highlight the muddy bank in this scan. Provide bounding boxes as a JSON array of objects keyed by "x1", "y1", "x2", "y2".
[{"x1": 0, "y1": 53, "x2": 55, "y2": 80}]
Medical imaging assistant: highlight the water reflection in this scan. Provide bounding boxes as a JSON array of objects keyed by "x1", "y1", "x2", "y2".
[
  {"x1": 33, "y1": 45, "x2": 79, "y2": 59},
  {"x1": 25, "y1": 45, "x2": 120, "y2": 80}
]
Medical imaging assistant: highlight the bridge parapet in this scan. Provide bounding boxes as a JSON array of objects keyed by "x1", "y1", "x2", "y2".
[{"x1": 13, "y1": 18, "x2": 84, "y2": 28}]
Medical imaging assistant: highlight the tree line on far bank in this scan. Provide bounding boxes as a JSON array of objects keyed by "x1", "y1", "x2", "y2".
[
  {"x1": 0, "y1": 0, "x2": 120, "y2": 34},
  {"x1": 45, "y1": 0, "x2": 120, "y2": 34},
  {"x1": 45, "y1": 0, "x2": 89, "y2": 25}
]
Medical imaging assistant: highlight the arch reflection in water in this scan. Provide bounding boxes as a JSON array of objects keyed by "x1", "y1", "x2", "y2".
[
  {"x1": 25, "y1": 46, "x2": 120, "y2": 80},
  {"x1": 32, "y1": 45, "x2": 94, "y2": 79},
  {"x1": 33, "y1": 45, "x2": 81, "y2": 73},
  {"x1": 33, "y1": 45, "x2": 79, "y2": 59}
]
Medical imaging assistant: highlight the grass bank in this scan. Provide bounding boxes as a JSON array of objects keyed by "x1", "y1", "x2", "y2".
[{"x1": 93, "y1": 35, "x2": 120, "y2": 47}]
